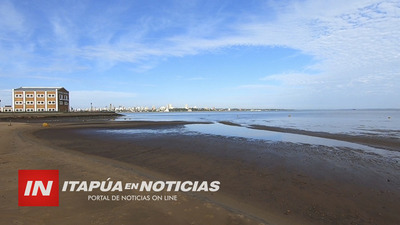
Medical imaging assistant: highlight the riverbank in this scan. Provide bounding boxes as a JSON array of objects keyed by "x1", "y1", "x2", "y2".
[
  {"x1": 0, "y1": 121, "x2": 264, "y2": 225},
  {"x1": 2, "y1": 121, "x2": 400, "y2": 224},
  {"x1": 248, "y1": 124, "x2": 400, "y2": 151},
  {"x1": 0, "y1": 112, "x2": 121, "y2": 122},
  {"x1": 36, "y1": 121, "x2": 400, "y2": 225}
]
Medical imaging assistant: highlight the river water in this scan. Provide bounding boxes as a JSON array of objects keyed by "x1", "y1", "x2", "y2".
[{"x1": 117, "y1": 109, "x2": 399, "y2": 139}]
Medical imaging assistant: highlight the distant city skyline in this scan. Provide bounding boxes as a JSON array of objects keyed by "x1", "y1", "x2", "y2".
[{"x1": 1, "y1": 0, "x2": 399, "y2": 109}]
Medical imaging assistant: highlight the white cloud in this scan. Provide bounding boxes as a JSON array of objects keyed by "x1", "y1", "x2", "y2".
[
  {"x1": 232, "y1": 0, "x2": 400, "y2": 108},
  {"x1": 72, "y1": 0, "x2": 400, "y2": 87},
  {"x1": 261, "y1": 73, "x2": 326, "y2": 86},
  {"x1": 2, "y1": 0, "x2": 399, "y2": 73},
  {"x1": 4, "y1": 0, "x2": 399, "y2": 75}
]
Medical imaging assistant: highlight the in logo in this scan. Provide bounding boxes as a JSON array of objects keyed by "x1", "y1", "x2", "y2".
[{"x1": 18, "y1": 170, "x2": 59, "y2": 206}]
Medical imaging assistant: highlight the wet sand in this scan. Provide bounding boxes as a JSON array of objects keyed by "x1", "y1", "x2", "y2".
[
  {"x1": 1, "y1": 122, "x2": 267, "y2": 225},
  {"x1": 249, "y1": 124, "x2": 400, "y2": 151},
  {"x1": 2, "y1": 121, "x2": 400, "y2": 225},
  {"x1": 0, "y1": 112, "x2": 121, "y2": 122}
]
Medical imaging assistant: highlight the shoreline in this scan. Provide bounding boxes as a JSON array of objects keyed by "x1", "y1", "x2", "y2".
[
  {"x1": 247, "y1": 124, "x2": 400, "y2": 152},
  {"x1": 2, "y1": 120, "x2": 400, "y2": 224},
  {"x1": 32, "y1": 121, "x2": 400, "y2": 225},
  {"x1": 1, "y1": 122, "x2": 267, "y2": 225},
  {"x1": 0, "y1": 111, "x2": 121, "y2": 122}
]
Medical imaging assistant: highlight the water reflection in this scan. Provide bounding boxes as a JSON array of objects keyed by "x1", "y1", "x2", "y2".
[
  {"x1": 116, "y1": 110, "x2": 400, "y2": 138},
  {"x1": 184, "y1": 123, "x2": 400, "y2": 159},
  {"x1": 97, "y1": 122, "x2": 400, "y2": 159}
]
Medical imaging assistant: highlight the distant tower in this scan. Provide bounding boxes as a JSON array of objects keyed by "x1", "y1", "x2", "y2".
[{"x1": 167, "y1": 104, "x2": 173, "y2": 110}]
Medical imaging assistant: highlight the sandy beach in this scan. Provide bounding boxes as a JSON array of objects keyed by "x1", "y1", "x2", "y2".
[
  {"x1": 1, "y1": 120, "x2": 400, "y2": 225},
  {"x1": 0, "y1": 112, "x2": 121, "y2": 122}
]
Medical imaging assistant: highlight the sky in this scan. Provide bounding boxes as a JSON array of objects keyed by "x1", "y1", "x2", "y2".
[{"x1": 0, "y1": 0, "x2": 399, "y2": 109}]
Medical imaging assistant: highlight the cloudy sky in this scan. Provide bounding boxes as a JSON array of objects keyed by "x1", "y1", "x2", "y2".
[{"x1": 0, "y1": 0, "x2": 399, "y2": 109}]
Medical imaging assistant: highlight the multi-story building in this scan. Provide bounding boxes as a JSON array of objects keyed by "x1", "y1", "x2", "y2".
[
  {"x1": 1, "y1": 105, "x2": 13, "y2": 112},
  {"x1": 12, "y1": 87, "x2": 69, "y2": 112}
]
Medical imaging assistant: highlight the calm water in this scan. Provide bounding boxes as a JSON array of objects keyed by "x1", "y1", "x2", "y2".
[
  {"x1": 117, "y1": 109, "x2": 400, "y2": 138},
  {"x1": 100, "y1": 123, "x2": 399, "y2": 158},
  {"x1": 99, "y1": 109, "x2": 400, "y2": 158}
]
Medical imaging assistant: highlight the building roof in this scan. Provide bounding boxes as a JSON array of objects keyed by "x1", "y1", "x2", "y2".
[{"x1": 13, "y1": 87, "x2": 68, "y2": 92}]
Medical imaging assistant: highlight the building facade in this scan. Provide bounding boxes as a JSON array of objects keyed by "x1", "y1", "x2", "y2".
[
  {"x1": 12, "y1": 87, "x2": 69, "y2": 112},
  {"x1": 1, "y1": 105, "x2": 13, "y2": 112}
]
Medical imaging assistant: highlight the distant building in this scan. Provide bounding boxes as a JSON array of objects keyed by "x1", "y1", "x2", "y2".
[
  {"x1": 2, "y1": 105, "x2": 13, "y2": 112},
  {"x1": 12, "y1": 87, "x2": 69, "y2": 112},
  {"x1": 167, "y1": 104, "x2": 173, "y2": 110}
]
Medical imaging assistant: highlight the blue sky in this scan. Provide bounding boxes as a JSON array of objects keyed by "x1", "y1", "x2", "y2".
[{"x1": 0, "y1": 0, "x2": 399, "y2": 109}]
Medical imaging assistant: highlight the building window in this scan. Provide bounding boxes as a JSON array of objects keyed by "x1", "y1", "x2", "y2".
[
  {"x1": 37, "y1": 101, "x2": 44, "y2": 105},
  {"x1": 59, "y1": 101, "x2": 63, "y2": 105},
  {"x1": 65, "y1": 102, "x2": 69, "y2": 105},
  {"x1": 48, "y1": 94, "x2": 55, "y2": 98},
  {"x1": 15, "y1": 94, "x2": 23, "y2": 98},
  {"x1": 37, "y1": 94, "x2": 44, "y2": 98},
  {"x1": 15, "y1": 101, "x2": 23, "y2": 105},
  {"x1": 26, "y1": 94, "x2": 34, "y2": 98},
  {"x1": 48, "y1": 101, "x2": 56, "y2": 105}
]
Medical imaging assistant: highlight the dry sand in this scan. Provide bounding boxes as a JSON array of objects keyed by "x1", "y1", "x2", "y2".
[{"x1": 1, "y1": 120, "x2": 400, "y2": 225}]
